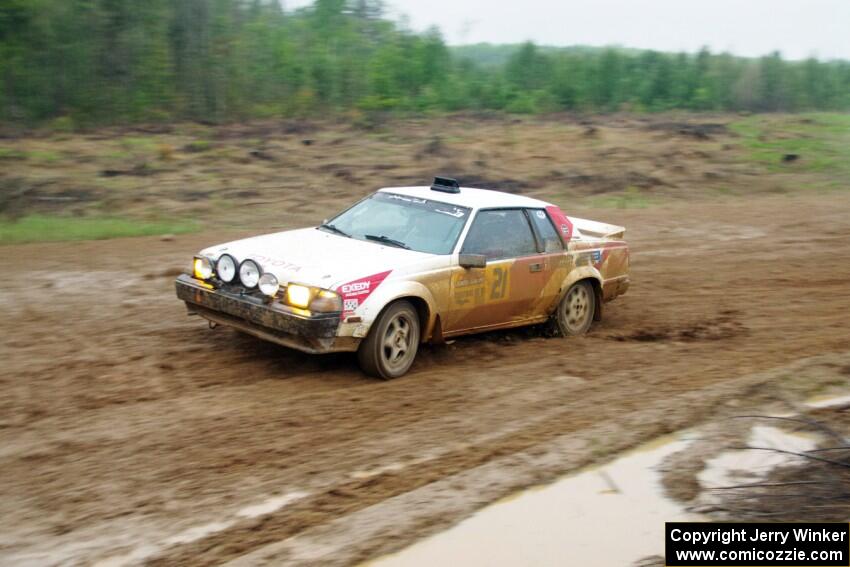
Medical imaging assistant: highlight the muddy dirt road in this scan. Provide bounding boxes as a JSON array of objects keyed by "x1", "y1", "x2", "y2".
[{"x1": 2, "y1": 190, "x2": 849, "y2": 566}]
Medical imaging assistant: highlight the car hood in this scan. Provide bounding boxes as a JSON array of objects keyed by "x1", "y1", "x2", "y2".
[{"x1": 200, "y1": 227, "x2": 428, "y2": 288}]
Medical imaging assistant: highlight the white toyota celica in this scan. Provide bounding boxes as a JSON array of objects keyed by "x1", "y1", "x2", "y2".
[{"x1": 176, "y1": 177, "x2": 630, "y2": 378}]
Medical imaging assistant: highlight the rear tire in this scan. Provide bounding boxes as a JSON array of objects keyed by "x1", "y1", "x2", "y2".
[
  {"x1": 357, "y1": 300, "x2": 420, "y2": 379},
  {"x1": 555, "y1": 280, "x2": 596, "y2": 336}
]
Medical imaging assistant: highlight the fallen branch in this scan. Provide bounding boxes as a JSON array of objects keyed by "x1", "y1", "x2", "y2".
[
  {"x1": 729, "y1": 445, "x2": 850, "y2": 469},
  {"x1": 709, "y1": 480, "x2": 828, "y2": 490}
]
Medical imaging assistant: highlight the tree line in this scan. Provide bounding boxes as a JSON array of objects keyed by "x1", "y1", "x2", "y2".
[{"x1": 1, "y1": 0, "x2": 848, "y2": 127}]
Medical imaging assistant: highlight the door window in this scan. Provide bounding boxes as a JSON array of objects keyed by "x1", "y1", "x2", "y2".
[{"x1": 461, "y1": 209, "x2": 537, "y2": 260}]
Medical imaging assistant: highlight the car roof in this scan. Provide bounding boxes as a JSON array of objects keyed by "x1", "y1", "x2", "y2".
[{"x1": 378, "y1": 186, "x2": 552, "y2": 210}]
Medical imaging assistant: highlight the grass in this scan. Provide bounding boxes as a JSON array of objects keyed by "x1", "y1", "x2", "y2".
[
  {"x1": 28, "y1": 150, "x2": 62, "y2": 163},
  {"x1": 120, "y1": 136, "x2": 159, "y2": 155},
  {"x1": 730, "y1": 113, "x2": 850, "y2": 178},
  {"x1": 0, "y1": 215, "x2": 199, "y2": 244},
  {"x1": 0, "y1": 147, "x2": 28, "y2": 160},
  {"x1": 184, "y1": 140, "x2": 214, "y2": 153},
  {"x1": 585, "y1": 186, "x2": 657, "y2": 209},
  {"x1": 0, "y1": 148, "x2": 62, "y2": 162}
]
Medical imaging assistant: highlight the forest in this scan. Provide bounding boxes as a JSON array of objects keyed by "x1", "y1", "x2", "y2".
[{"x1": 1, "y1": 0, "x2": 849, "y2": 127}]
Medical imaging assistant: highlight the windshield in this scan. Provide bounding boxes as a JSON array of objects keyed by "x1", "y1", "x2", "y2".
[{"x1": 322, "y1": 192, "x2": 470, "y2": 255}]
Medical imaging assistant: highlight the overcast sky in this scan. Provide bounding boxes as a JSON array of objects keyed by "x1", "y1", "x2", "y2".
[{"x1": 286, "y1": 0, "x2": 850, "y2": 60}]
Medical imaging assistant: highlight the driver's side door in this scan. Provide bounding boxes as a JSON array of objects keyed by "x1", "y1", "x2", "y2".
[{"x1": 445, "y1": 208, "x2": 546, "y2": 334}]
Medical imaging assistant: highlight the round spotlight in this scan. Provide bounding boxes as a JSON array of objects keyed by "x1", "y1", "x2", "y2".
[
  {"x1": 239, "y1": 259, "x2": 261, "y2": 288},
  {"x1": 216, "y1": 254, "x2": 237, "y2": 283},
  {"x1": 193, "y1": 256, "x2": 213, "y2": 280},
  {"x1": 258, "y1": 273, "x2": 279, "y2": 297}
]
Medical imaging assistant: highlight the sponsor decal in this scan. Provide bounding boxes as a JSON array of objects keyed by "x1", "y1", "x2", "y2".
[
  {"x1": 341, "y1": 281, "x2": 371, "y2": 294},
  {"x1": 570, "y1": 242, "x2": 629, "y2": 268},
  {"x1": 535, "y1": 210, "x2": 546, "y2": 219},
  {"x1": 435, "y1": 207, "x2": 467, "y2": 218},
  {"x1": 247, "y1": 253, "x2": 303, "y2": 273},
  {"x1": 544, "y1": 206, "x2": 574, "y2": 242},
  {"x1": 338, "y1": 270, "x2": 392, "y2": 315},
  {"x1": 454, "y1": 275, "x2": 485, "y2": 288},
  {"x1": 386, "y1": 194, "x2": 427, "y2": 204},
  {"x1": 451, "y1": 261, "x2": 513, "y2": 307}
]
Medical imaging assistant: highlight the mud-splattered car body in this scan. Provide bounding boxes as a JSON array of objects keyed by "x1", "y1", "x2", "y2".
[{"x1": 176, "y1": 178, "x2": 629, "y2": 376}]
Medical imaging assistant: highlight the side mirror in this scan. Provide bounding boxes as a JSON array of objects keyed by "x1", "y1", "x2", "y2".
[{"x1": 458, "y1": 254, "x2": 486, "y2": 269}]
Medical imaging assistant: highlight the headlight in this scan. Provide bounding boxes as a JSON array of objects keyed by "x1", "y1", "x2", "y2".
[
  {"x1": 239, "y1": 259, "x2": 261, "y2": 288},
  {"x1": 310, "y1": 289, "x2": 343, "y2": 313},
  {"x1": 284, "y1": 284, "x2": 342, "y2": 313},
  {"x1": 286, "y1": 284, "x2": 311, "y2": 308},
  {"x1": 258, "y1": 273, "x2": 279, "y2": 297},
  {"x1": 193, "y1": 256, "x2": 213, "y2": 280},
  {"x1": 216, "y1": 254, "x2": 237, "y2": 283}
]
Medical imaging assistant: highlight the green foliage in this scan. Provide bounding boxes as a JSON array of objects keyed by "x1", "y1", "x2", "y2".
[
  {"x1": 0, "y1": 1, "x2": 848, "y2": 126},
  {"x1": 48, "y1": 116, "x2": 76, "y2": 133},
  {"x1": 0, "y1": 215, "x2": 199, "y2": 244},
  {"x1": 586, "y1": 187, "x2": 657, "y2": 209},
  {"x1": 0, "y1": 147, "x2": 27, "y2": 160},
  {"x1": 731, "y1": 113, "x2": 850, "y2": 177},
  {"x1": 183, "y1": 139, "x2": 213, "y2": 153}
]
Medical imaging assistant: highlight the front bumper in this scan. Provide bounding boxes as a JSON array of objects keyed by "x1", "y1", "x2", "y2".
[{"x1": 175, "y1": 274, "x2": 357, "y2": 354}]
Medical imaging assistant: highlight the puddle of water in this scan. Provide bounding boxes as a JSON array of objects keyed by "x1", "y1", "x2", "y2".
[
  {"x1": 805, "y1": 392, "x2": 850, "y2": 409},
  {"x1": 368, "y1": 434, "x2": 699, "y2": 567},
  {"x1": 699, "y1": 425, "x2": 819, "y2": 490},
  {"x1": 369, "y1": 424, "x2": 826, "y2": 567}
]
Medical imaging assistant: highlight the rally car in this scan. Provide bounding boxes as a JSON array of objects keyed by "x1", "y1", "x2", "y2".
[{"x1": 175, "y1": 177, "x2": 630, "y2": 379}]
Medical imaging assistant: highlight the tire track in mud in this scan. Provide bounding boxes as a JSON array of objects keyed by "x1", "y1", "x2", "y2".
[
  {"x1": 5, "y1": 336, "x2": 743, "y2": 566},
  {"x1": 3, "y1": 194, "x2": 850, "y2": 565},
  {"x1": 149, "y1": 353, "x2": 850, "y2": 567}
]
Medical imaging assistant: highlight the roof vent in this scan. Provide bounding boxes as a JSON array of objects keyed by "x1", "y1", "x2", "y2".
[{"x1": 431, "y1": 176, "x2": 460, "y2": 194}]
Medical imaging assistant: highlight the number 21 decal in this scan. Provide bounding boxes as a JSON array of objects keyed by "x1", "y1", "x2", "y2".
[{"x1": 490, "y1": 267, "x2": 508, "y2": 300}]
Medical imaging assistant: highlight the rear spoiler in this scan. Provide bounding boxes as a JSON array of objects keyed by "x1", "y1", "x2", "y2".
[{"x1": 569, "y1": 217, "x2": 626, "y2": 240}]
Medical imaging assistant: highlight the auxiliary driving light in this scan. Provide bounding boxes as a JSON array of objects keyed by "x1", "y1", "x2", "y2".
[
  {"x1": 239, "y1": 259, "x2": 261, "y2": 288},
  {"x1": 193, "y1": 256, "x2": 213, "y2": 280},
  {"x1": 258, "y1": 273, "x2": 279, "y2": 297},
  {"x1": 216, "y1": 254, "x2": 237, "y2": 283}
]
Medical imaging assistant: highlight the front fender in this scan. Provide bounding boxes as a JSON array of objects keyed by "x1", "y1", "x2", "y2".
[{"x1": 358, "y1": 279, "x2": 439, "y2": 338}]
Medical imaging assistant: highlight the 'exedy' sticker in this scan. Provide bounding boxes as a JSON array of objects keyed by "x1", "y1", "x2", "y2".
[{"x1": 338, "y1": 270, "x2": 392, "y2": 315}]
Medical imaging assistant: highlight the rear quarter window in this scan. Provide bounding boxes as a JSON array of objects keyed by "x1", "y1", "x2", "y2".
[{"x1": 529, "y1": 209, "x2": 564, "y2": 252}]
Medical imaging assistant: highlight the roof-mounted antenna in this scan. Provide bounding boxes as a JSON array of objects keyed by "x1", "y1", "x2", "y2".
[{"x1": 431, "y1": 176, "x2": 460, "y2": 194}]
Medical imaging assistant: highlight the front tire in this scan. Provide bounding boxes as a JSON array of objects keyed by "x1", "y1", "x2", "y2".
[
  {"x1": 555, "y1": 280, "x2": 596, "y2": 336},
  {"x1": 357, "y1": 300, "x2": 420, "y2": 379}
]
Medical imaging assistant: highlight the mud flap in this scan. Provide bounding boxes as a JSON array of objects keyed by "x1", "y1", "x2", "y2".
[{"x1": 594, "y1": 285, "x2": 603, "y2": 321}]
